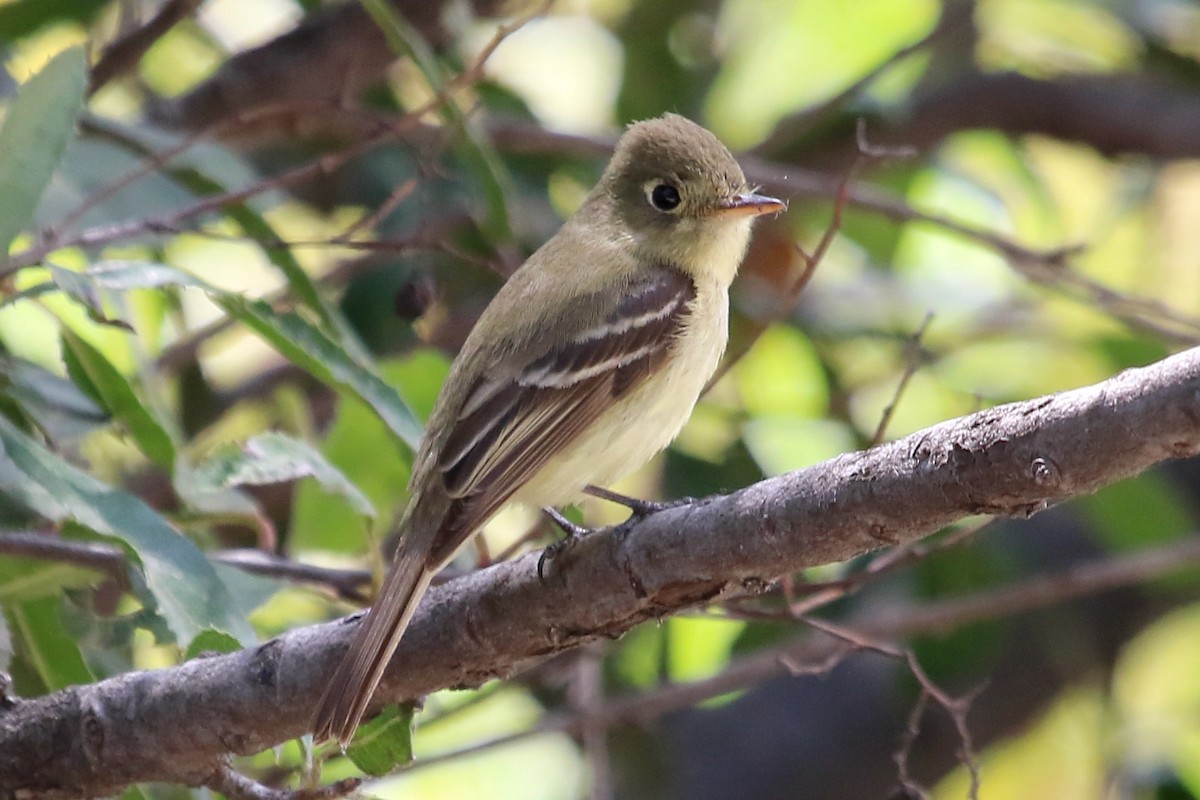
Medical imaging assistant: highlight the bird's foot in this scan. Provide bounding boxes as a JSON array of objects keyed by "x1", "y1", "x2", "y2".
[
  {"x1": 538, "y1": 507, "x2": 593, "y2": 582},
  {"x1": 584, "y1": 485, "x2": 697, "y2": 521},
  {"x1": 543, "y1": 506, "x2": 590, "y2": 539}
]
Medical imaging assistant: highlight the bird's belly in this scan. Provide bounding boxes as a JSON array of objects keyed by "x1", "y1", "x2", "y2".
[{"x1": 514, "y1": 299, "x2": 726, "y2": 509}]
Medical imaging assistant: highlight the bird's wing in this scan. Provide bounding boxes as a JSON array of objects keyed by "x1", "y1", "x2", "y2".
[{"x1": 427, "y1": 264, "x2": 696, "y2": 563}]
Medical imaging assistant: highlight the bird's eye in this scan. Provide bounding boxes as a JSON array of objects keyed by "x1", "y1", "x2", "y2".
[{"x1": 649, "y1": 183, "x2": 681, "y2": 212}]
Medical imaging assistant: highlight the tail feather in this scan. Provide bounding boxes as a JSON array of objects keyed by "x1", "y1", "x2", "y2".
[{"x1": 311, "y1": 547, "x2": 435, "y2": 746}]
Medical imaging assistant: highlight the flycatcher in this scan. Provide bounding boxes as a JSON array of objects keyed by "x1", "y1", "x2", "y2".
[{"x1": 311, "y1": 113, "x2": 785, "y2": 744}]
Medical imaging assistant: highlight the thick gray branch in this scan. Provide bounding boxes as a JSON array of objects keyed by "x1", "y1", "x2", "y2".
[{"x1": 3, "y1": 347, "x2": 1200, "y2": 798}]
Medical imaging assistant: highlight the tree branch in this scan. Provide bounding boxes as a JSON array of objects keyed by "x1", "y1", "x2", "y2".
[
  {"x1": 147, "y1": 0, "x2": 513, "y2": 141},
  {"x1": 4, "y1": 346, "x2": 1200, "y2": 798}
]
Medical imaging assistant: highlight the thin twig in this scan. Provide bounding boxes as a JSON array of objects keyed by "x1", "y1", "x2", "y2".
[
  {"x1": 205, "y1": 762, "x2": 359, "y2": 800},
  {"x1": 332, "y1": 177, "x2": 421, "y2": 243},
  {"x1": 2, "y1": 3, "x2": 550, "y2": 281},
  {"x1": 0, "y1": 530, "x2": 127, "y2": 584},
  {"x1": 88, "y1": 0, "x2": 204, "y2": 95},
  {"x1": 0, "y1": 533, "x2": 373, "y2": 600},
  {"x1": 802, "y1": 617, "x2": 983, "y2": 798},
  {"x1": 731, "y1": 519, "x2": 990, "y2": 620},
  {"x1": 706, "y1": 120, "x2": 902, "y2": 391},
  {"x1": 904, "y1": 653, "x2": 983, "y2": 800},
  {"x1": 872, "y1": 311, "x2": 935, "y2": 446},
  {"x1": 893, "y1": 691, "x2": 933, "y2": 800}
]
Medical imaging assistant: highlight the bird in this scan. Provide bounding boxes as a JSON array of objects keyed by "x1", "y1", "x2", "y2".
[{"x1": 311, "y1": 113, "x2": 785, "y2": 745}]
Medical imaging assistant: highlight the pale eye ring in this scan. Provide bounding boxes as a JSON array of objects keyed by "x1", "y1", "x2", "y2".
[{"x1": 646, "y1": 181, "x2": 682, "y2": 212}]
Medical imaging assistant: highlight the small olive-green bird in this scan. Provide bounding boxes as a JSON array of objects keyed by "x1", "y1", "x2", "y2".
[{"x1": 311, "y1": 113, "x2": 785, "y2": 744}]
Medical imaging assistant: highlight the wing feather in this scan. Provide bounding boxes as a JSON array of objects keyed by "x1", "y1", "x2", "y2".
[{"x1": 430, "y1": 265, "x2": 696, "y2": 562}]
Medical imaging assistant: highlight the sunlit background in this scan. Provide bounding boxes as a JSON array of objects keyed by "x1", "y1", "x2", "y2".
[{"x1": 5, "y1": 0, "x2": 1200, "y2": 798}]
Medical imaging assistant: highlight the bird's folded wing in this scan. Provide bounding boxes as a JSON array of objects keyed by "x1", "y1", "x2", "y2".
[{"x1": 428, "y1": 265, "x2": 696, "y2": 562}]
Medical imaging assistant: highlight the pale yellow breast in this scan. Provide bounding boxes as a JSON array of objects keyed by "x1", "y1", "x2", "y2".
[{"x1": 513, "y1": 281, "x2": 729, "y2": 509}]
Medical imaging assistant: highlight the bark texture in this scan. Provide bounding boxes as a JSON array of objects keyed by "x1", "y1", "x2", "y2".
[{"x1": 2, "y1": 347, "x2": 1200, "y2": 798}]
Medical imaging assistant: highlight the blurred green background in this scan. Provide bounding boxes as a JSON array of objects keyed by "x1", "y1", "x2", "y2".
[{"x1": 4, "y1": 0, "x2": 1200, "y2": 798}]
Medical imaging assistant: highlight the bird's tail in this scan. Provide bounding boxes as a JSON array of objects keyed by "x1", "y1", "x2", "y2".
[{"x1": 310, "y1": 536, "x2": 435, "y2": 746}]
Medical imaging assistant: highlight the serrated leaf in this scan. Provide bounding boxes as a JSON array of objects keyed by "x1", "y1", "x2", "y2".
[
  {"x1": 345, "y1": 703, "x2": 415, "y2": 776},
  {"x1": 0, "y1": 415, "x2": 255, "y2": 646},
  {"x1": 0, "y1": 47, "x2": 87, "y2": 256},
  {"x1": 218, "y1": 296, "x2": 422, "y2": 451},
  {"x1": 0, "y1": 355, "x2": 107, "y2": 442},
  {"x1": 194, "y1": 432, "x2": 375, "y2": 517},
  {"x1": 60, "y1": 330, "x2": 176, "y2": 469}
]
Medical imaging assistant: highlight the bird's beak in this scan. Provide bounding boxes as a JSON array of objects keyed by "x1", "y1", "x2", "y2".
[{"x1": 713, "y1": 190, "x2": 787, "y2": 218}]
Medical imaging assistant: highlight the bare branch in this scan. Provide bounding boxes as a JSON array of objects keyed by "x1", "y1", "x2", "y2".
[
  {"x1": 3, "y1": 346, "x2": 1200, "y2": 797},
  {"x1": 0, "y1": 534, "x2": 372, "y2": 601},
  {"x1": 203, "y1": 763, "x2": 359, "y2": 800},
  {"x1": 404, "y1": 528, "x2": 1200, "y2": 778}
]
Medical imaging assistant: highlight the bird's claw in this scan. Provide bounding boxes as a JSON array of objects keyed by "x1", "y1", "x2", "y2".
[{"x1": 537, "y1": 535, "x2": 580, "y2": 582}]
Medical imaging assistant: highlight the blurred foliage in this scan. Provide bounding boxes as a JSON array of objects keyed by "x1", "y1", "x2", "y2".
[{"x1": 2, "y1": 0, "x2": 1200, "y2": 799}]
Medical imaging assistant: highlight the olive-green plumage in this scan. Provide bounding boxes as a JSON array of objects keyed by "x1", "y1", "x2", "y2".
[{"x1": 311, "y1": 113, "x2": 784, "y2": 745}]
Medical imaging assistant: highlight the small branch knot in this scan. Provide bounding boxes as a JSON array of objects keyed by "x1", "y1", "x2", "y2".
[{"x1": 1029, "y1": 456, "x2": 1062, "y2": 488}]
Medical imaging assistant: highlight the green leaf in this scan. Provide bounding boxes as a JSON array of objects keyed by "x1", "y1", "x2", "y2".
[
  {"x1": 194, "y1": 432, "x2": 375, "y2": 518},
  {"x1": 1078, "y1": 473, "x2": 1194, "y2": 552},
  {"x1": 0, "y1": 355, "x2": 107, "y2": 442},
  {"x1": 48, "y1": 264, "x2": 133, "y2": 329},
  {"x1": 60, "y1": 329, "x2": 176, "y2": 469},
  {"x1": 666, "y1": 615, "x2": 746, "y2": 685},
  {"x1": 144, "y1": 151, "x2": 375, "y2": 364},
  {"x1": 613, "y1": 624, "x2": 666, "y2": 689},
  {"x1": 221, "y1": 205, "x2": 357, "y2": 345},
  {"x1": 345, "y1": 703, "x2": 415, "y2": 776},
  {"x1": 2, "y1": 260, "x2": 213, "y2": 314},
  {"x1": 735, "y1": 325, "x2": 828, "y2": 418},
  {"x1": 0, "y1": 0, "x2": 107, "y2": 45},
  {"x1": 172, "y1": 459, "x2": 260, "y2": 518},
  {"x1": 80, "y1": 260, "x2": 214, "y2": 291},
  {"x1": 184, "y1": 628, "x2": 242, "y2": 660},
  {"x1": 0, "y1": 415, "x2": 255, "y2": 646},
  {"x1": 211, "y1": 562, "x2": 281, "y2": 620},
  {"x1": 0, "y1": 554, "x2": 97, "y2": 604},
  {"x1": 7, "y1": 595, "x2": 93, "y2": 690},
  {"x1": 218, "y1": 296, "x2": 423, "y2": 451},
  {"x1": 118, "y1": 785, "x2": 153, "y2": 800},
  {"x1": 291, "y1": 361, "x2": 415, "y2": 553},
  {"x1": 171, "y1": 166, "x2": 352, "y2": 324},
  {"x1": 0, "y1": 47, "x2": 87, "y2": 256}
]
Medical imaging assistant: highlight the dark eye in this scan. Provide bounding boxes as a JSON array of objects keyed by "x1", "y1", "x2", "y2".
[{"x1": 650, "y1": 183, "x2": 681, "y2": 211}]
